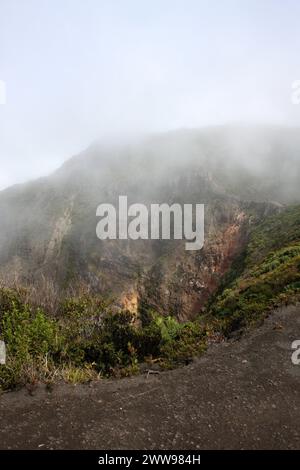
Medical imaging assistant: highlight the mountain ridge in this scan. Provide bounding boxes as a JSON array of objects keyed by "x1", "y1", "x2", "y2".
[{"x1": 0, "y1": 125, "x2": 299, "y2": 318}]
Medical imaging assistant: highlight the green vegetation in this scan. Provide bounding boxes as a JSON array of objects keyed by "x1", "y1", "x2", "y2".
[
  {"x1": 0, "y1": 288, "x2": 59, "y2": 390},
  {"x1": 209, "y1": 206, "x2": 300, "y2": 334},
  {"x1": 244, "y1": 205, "x2": 300, "y2": 265},
  {"x1": 1, "y1": 205, "x2": 300, "y2": 391},
  {"x1": 0, "y1": 290, "x2": 206, "y2": 391}
]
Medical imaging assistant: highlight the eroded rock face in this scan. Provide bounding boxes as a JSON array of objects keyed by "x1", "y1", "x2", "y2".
[
  {"x1": 137, "y1": 205, "x2": 249, "y2": 320},
  {"x1": 44, "y1": 203, "x2": 74, "y2": 263},
  {"x1": 0, "y1": 126, "x2": 294, "y2": 320}
]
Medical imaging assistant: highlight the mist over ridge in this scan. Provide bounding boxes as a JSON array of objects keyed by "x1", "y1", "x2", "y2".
[
  {"x1": 1, "y1": 0, "x2": 300, "y2": 189},
  {"x1": 3, "y1": 1, "x2": 300, "y2": 448},
  {"x1": 0, "y1": 123, "x2": 299, "y2": 319}
]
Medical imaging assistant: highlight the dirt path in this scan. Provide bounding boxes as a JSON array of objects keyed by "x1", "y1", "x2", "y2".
[{"x1": 1, "y1": 306, "x2": 300, "y2": 450}]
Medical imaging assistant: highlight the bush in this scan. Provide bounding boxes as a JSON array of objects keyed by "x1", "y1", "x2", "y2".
[
  {"x1": 0, "y1": 300, "x2": 58, "y2": 389},
  {"x1": 0, "y1": 288, "x2": 209, "y2": 390}
]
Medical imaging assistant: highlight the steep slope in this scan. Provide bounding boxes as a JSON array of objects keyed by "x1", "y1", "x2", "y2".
[
  {"x1": 0, "y1": 126, "x2": 299, "y2": 319},
  {"x1": 209, "y1": 205, "x2": 300, "y2": 332}
]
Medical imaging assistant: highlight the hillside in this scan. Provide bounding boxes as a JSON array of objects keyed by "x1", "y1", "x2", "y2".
[
  {"x1": 1, "y1": 128, "x2": 300, "y2": 389},
  {"x1": 209, "y1": 205, "x2": 300, "y2": 333},
  {"x1": 0, "y1": 126, "x2": 300, "y2": 319}
]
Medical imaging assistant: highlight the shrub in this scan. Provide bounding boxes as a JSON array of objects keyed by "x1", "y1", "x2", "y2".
[
  {"x1": 0, "y1": 288, "x2": 209, "y2": 389},
  {"x1": 0, "y1": 300, "x2": 58, "y2": 389}
]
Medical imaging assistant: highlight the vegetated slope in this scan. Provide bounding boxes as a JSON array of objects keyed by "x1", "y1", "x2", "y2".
[
  {"x1": 1, "y1": 303, "x2": 300, "y2": 450},
  {"x1": 209, "y1": 205, "x2": 300, "y2": 333},
  {"x1": 1, "y1": 205, "x2": 300, "y2": 391},
  {"x1": 0, "y1": 126, "x2": 300, "y2": 319}
]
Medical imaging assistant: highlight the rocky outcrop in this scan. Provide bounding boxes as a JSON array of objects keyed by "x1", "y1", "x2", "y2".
[
  {"x1": 138, "y1": 206, "x2": 249, "y2": 320},
  {"x1": 0, "y1": 126, "x2": 298, "y2": 320}
]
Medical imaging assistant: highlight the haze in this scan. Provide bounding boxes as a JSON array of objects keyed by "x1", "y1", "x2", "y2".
[{"x1": 0, "y1": 0, "x2": 300, "y2": 189}]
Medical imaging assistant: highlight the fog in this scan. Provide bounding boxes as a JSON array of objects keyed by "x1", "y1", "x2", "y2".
[{"x1": 1, "y1": 0, "x2": 300, "y2": 189}]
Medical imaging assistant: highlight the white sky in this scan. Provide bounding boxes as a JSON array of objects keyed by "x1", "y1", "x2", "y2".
[{"x1": 0, "y1": 0, "x2": 300, "y2": 189}]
